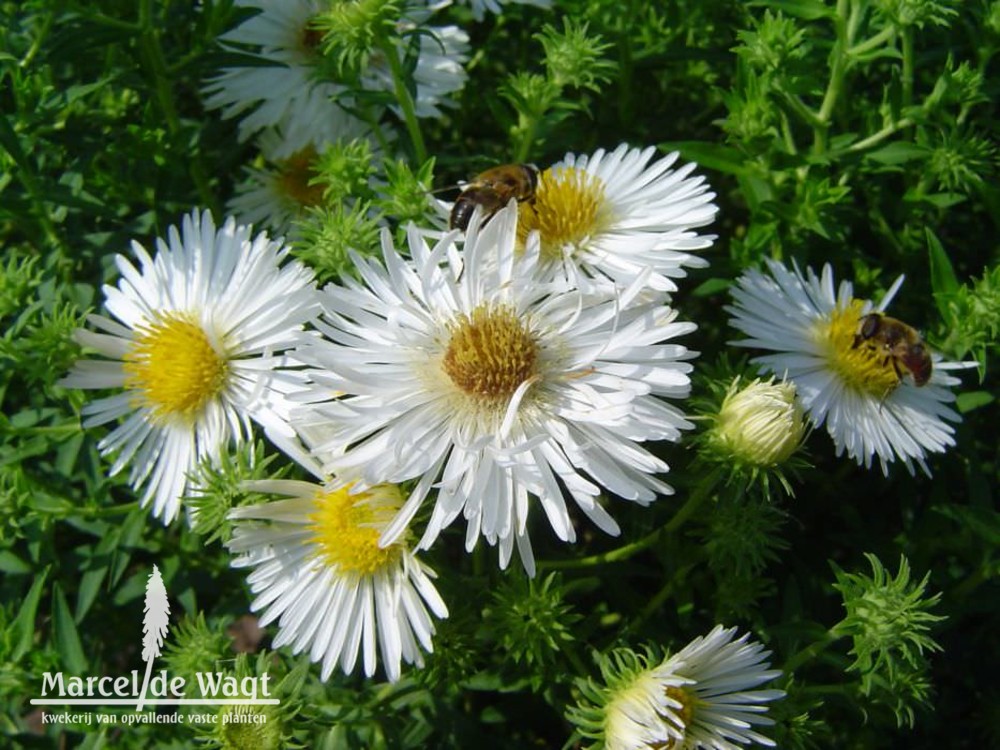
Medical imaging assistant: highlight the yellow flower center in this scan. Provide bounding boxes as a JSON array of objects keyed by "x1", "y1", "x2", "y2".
[
  {"x1": 517, "y1": 167, "x2": 612, "y2": 261},
  {"x1": 441, "y1": 304, "x2": 539, "y2": 405},
  {"x1": 123, "y1": 312, "x2": 229, "y2": 422},
  {"x1": 307, "y1": 485, "x2": 407, "y2": 576},
  {"x1": 276, "y1": 148, "x2": 326, "y2": 208},
  {"x1": 299, "y1": 15, "x2": 325, "y2": 57},
  {"x1": 815, "y1": 300, "x2": 900, "y2": 398},
  {"x1": 650, "y1": 686, "x2": 695, "y2": 750}
]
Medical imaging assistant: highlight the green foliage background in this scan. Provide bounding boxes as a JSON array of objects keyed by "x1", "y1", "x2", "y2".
[{"x1": 1, "y1": 0, "x2": 998, "y2": 747}]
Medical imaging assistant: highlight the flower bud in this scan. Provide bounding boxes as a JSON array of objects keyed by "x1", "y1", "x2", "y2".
[{"x1": 709, "y1": 376, "x2": 806, "y2": 467}]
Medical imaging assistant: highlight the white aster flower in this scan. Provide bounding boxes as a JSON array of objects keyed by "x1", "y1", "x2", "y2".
[
  {"x1": 203, "y1": 0, "x2": 467, "y2": 152},
  {"x1": 202, "y1": 0, "x2": 361, "y2": 153},
  {"x1": 513, "y1": 143, "x2": 718, "y2": 293},
  {"x1": 228, "y1": 480, "x2": 448, "y2": 682},
  {"x1": 60, "y1": 210, "x2": 318, "y2": 523},
  {"x1": 227, "y1": 149, "x2": 324, "y2": 238},
  {"x1": 293, "y1": 203, "x2": 697, "y2": 574},
  {"x1": 570, "y1": 626, "x2": 784, "y2": 750},
  {"x1": 727, "y1": 259, "x2": 968, "y2": 475}
]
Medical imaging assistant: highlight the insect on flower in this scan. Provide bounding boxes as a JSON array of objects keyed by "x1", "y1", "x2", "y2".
[
  {"x1": 449, "y1": 163, "x2": 539, "y2": 230},
  {"x1": 852, "y1": 312, "x2": 933, "y2": 387}
]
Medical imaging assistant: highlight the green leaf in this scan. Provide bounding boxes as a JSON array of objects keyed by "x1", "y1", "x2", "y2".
[
  {"x1": 53, "y1": 583, "x2": 88, "y2": 674},
  {"x1": 692, "y1": 278, "x2": 733, "y2": 297},
  {"x1": 0, "y1": 550, "x2": 31, "y2": 574},
  {"x1": 956, "y1": 390, "x2": 993, "y2": 413},
  {"x1": 914, "y1": 191, "x2": 966, "y2": 209},
  {"x1": 926, "y1": 228, "x2": 960, "y2": 319},
  {"x1": 659, "y1": 141, "x2": 751, "y2": 176},
  {"x1": 934, "y1": 505, "x2": 1000, "y2": 545},
  {"x1": 76, "y1": 526, "x2": 122, "y2": 621},
  {"x1": 12, "y1": 569, "x2": 49, "y2": 661},
  {"x1": 864, "y1": 142, "x2": 928, "y2": 165}
]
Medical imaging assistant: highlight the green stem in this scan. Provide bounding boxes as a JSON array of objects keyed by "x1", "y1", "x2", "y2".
[
  {"x1": 560, "y1": 637, "x2": 591, "y2": 679},
  {"x1": 813, "y1": 0, "x2": 852, "y2": 154},
  {"x1": 625, "y1": 563, "x2": 695, "y2": 635},
  {"x1": 537, "y1": 467, "x2": 723, "y2": 571},
  {"x1": 778, "y1": 90, "x2": 821, "y2": 131},
  {"x1": 901, "y1": 26, "x2": 915, "y2": 110},
  {"x1": 782, "y1": 627, "x2": 842, "y2": 674},
  {"x1": 847, "y1": 25, "x2": 895, "y2": 58},
  {"x1": 377, "y1": 36, "x2": 427, "y2": 164},
  {"x1": 513, "y1": 114, "x2": 539, "y2": 164},
  {"x1": 19, "y1": 8, "x2": 54, "y2": 69},
  {"x1": 837, "y1": 117, "x2": 915, "y2": 156},
  {"x1": 137, "y1": 0, "x2": 218, "y2": 215}
]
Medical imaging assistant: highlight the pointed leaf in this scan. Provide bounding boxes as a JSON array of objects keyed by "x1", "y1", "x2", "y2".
[
  {"x1": 53, "y1": 583, "x2": 88, "y2": 674},
  {"x1": 926, "y1": 228, "x2": 960, "y2": 319},
  {"x1": 12, "y1": 569, "x2": 49, "y2": 661}
]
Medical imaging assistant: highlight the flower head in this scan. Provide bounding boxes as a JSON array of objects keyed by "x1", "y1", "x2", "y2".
[
  {"x1": 227, "y1": 480, "x2": 448, "y2": 682},
  {"x1": 203, "y1": 0, "x2": 467, "y2": 153},
  {"x1": 511, "y1": 144, "x2": 718, "y2": 293},
  {"x1": 228, "y1": 143, "x2": 329, "y2": 238},
  {"x1": 60, "y1": 210, "x2": 318, "y2": 522},
  {"x1": 727, "y1": 259, "x2": 967, "y2": 475},
  {"x1": 569, "y1": 626, "x2": 784, "y2": 750},
  {"x1": 293, "y1": 203, "x2": 697, "y2": 573}
]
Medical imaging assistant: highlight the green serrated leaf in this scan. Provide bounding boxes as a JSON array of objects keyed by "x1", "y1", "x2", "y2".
[
  {"x1": 53, "y1": 583, "x2": 88, "y2": 674},
  {"x1": 926, "y1": 229, "x2": 960, "y2": 319}
]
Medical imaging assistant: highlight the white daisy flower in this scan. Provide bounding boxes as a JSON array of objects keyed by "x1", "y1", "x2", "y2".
[
  {"x1": 570, "y1": 626, "x2": 784, "y2": 750},
  {"x1": 203, "y1": 0, "x2": 467, "y2": 152},
  {"x1": 227, "y1": 146, "x2": 326, "y2": 239},
  {"x1": 292, "y1": 203, "x2": 697, "y2": 574},
  {"x1": 228, "y1": 480, "x2": 448, "y2": 682},
  {"x1": 727, "y1": 258, "x2": 968, "y2": 475},
  {"x1": 513, "y1": 143, "x2": 718, "y2": 293},
  {"x1": 202, "y1": 0, "x2": 359, "y2": 152},
  {"x1": 60, "y1": 210, "x2": 319, "y2": 523}
]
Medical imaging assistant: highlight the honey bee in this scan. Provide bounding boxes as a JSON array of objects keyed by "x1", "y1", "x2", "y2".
[
  {"x1": 449, "y1": 163, "x2": 539, "y2": 231},
  {"x1": 852, "y1": 312, "x2": 933, "y2": 386}
]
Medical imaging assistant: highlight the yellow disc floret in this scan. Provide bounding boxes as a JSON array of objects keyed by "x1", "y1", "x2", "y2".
[
  {"x1": 123, "y1": 312, "x2": 229, "y2": 422},
  {"x1": 518, "y1": 167, "x2": 612, "y2": 261},
  {"x1": 308, "y1": 485, "x2": 407, "y2": 576},
  {"x1": 442, "y1": 304, "x2": 539, "y2": 404},
  {"x1": 815, "y1": 300, "x2": 900, "y2": 398},
  {"x1": 276, "y1": 148, "x2": 326, "y2": 208}
]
